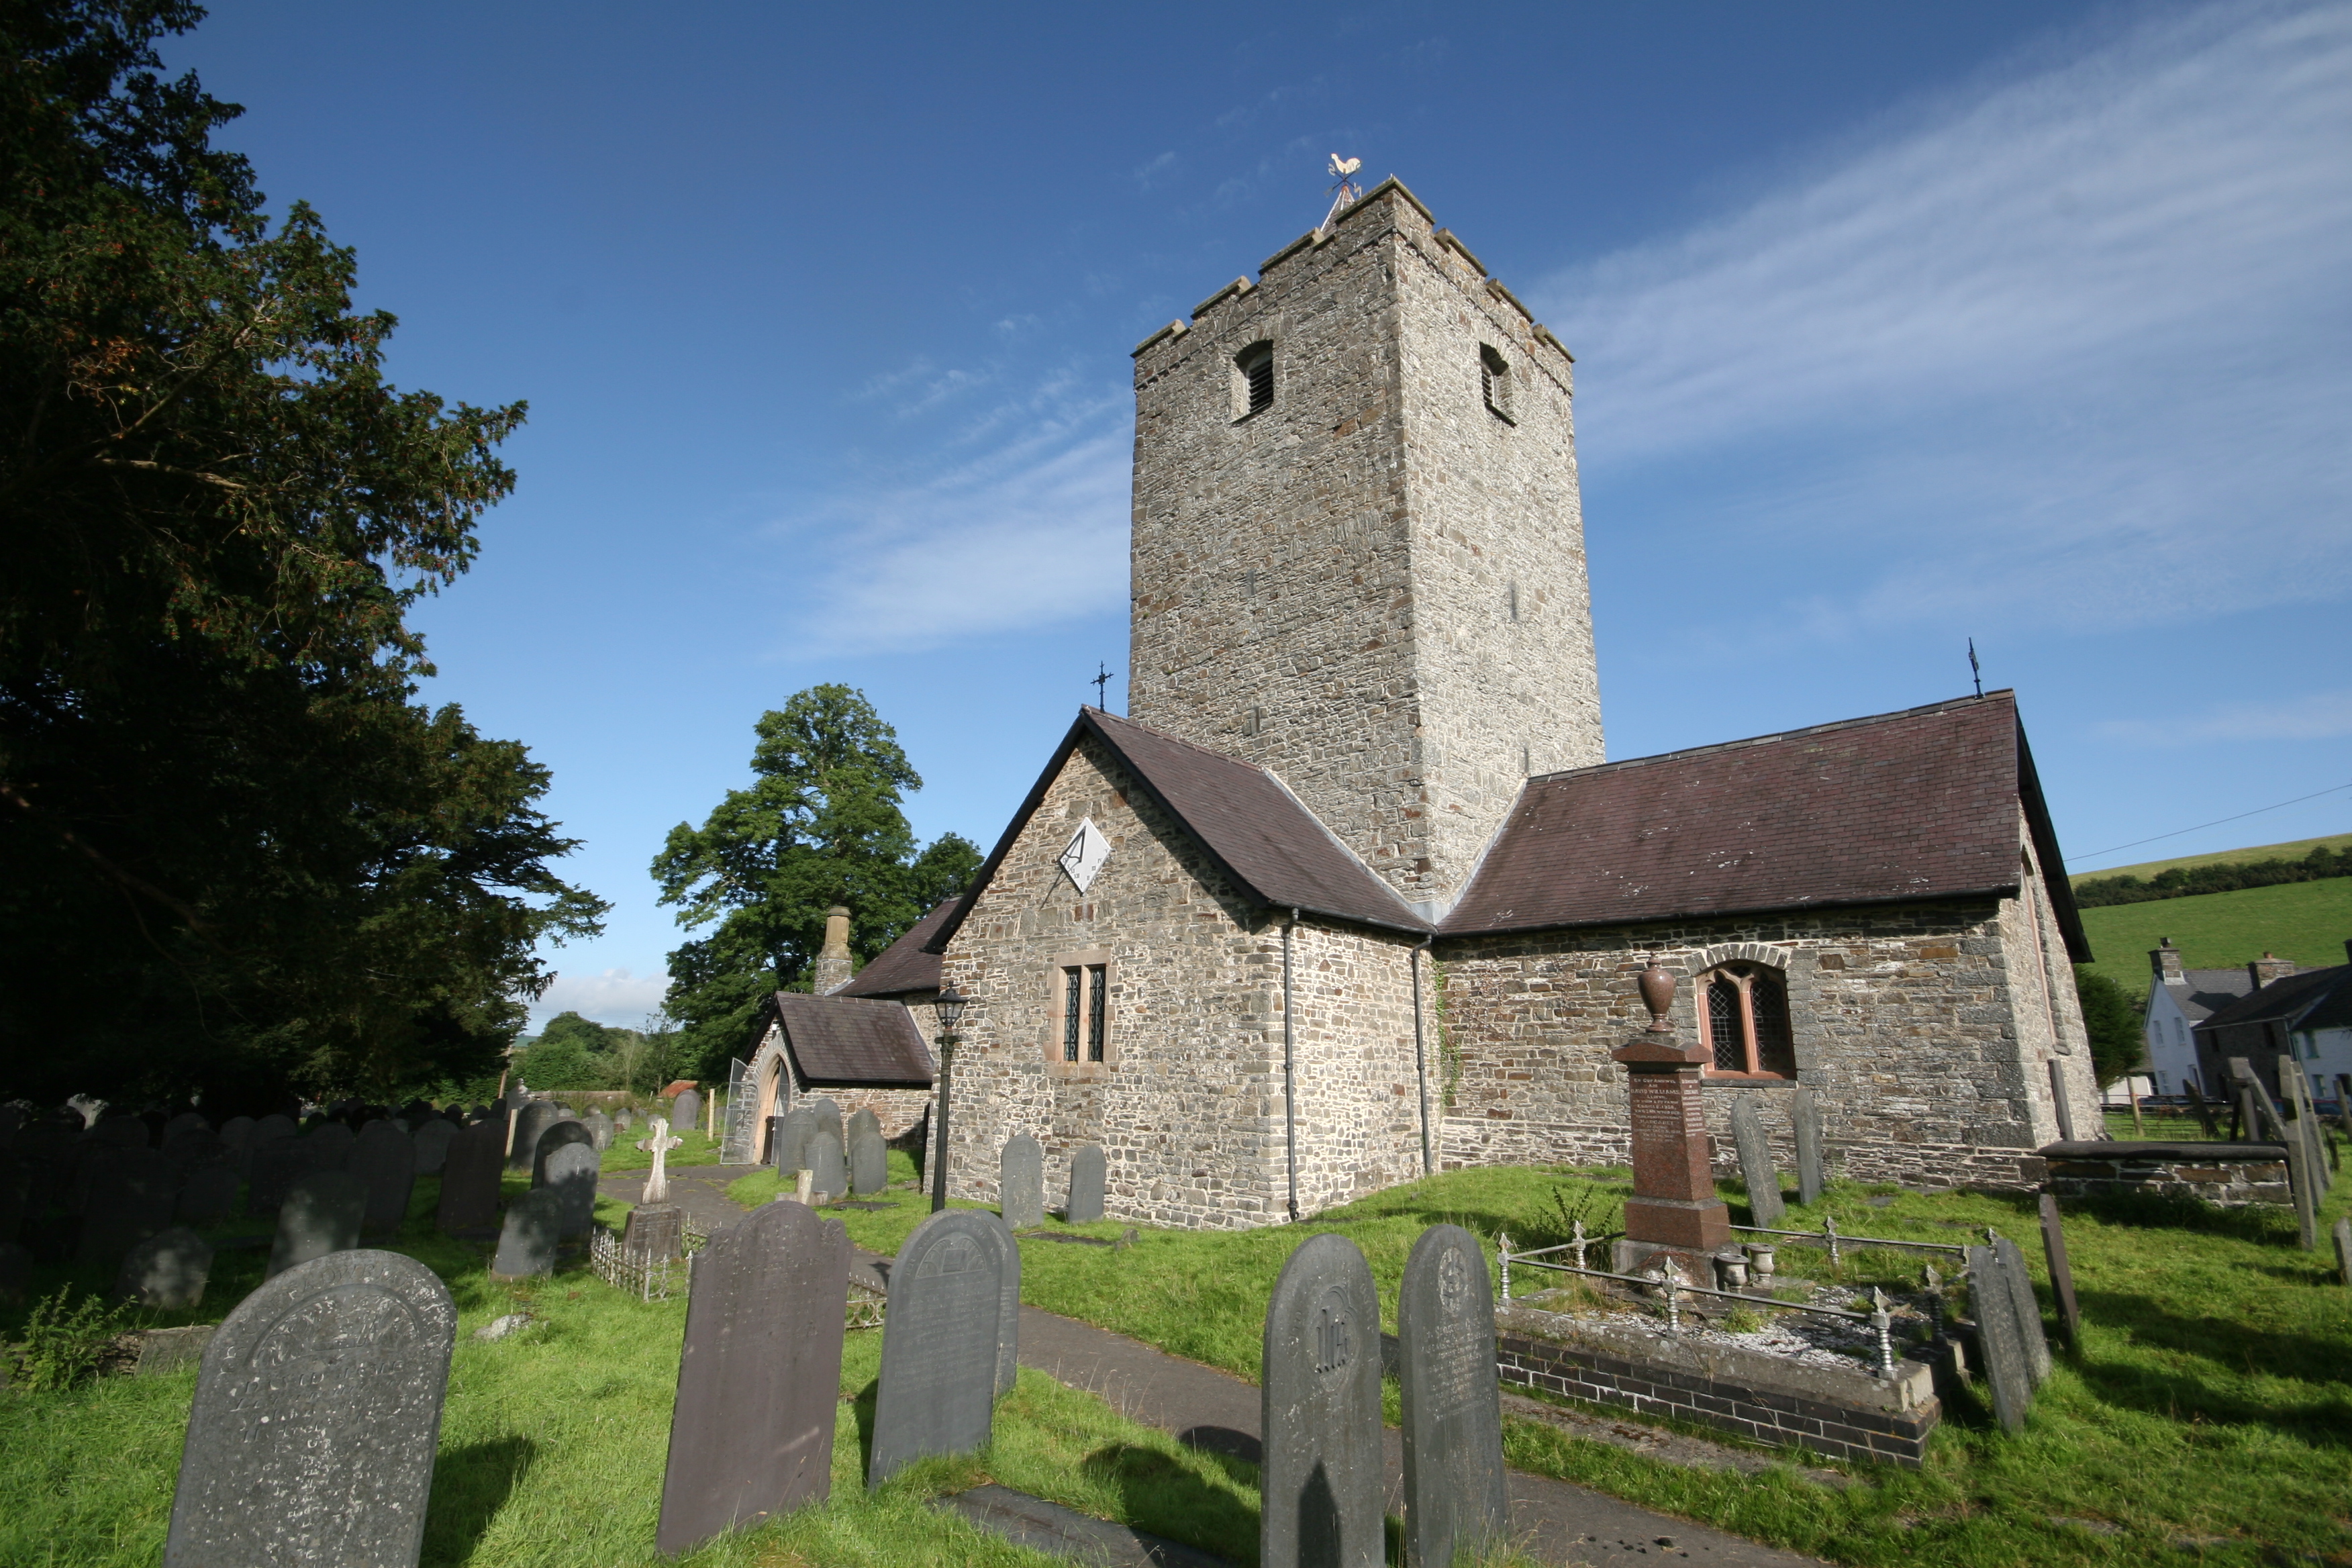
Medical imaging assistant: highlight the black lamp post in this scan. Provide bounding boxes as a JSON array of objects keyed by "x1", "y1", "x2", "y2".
[{"x1": 929, "y1": 985, "x2": 967, "y2": 1213}]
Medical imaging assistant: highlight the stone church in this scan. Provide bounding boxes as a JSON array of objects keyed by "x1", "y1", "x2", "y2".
[{"x1": 756, "y1": 177, "x2": 2098, "y2": 1229}]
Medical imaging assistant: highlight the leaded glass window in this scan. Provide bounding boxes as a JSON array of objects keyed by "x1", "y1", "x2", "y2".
[
  {"x1": 1087, "y1": 965, "x2": 1107, "y2": 1062},
  {"x1": 1698, "y1": 962, "x2": 1797, "y2": 1077},
  {"x1": 1708, "y1": 977, "x2": 1745, "y2": 1072},
  {"x1": 1063, "y1": 967, "x2": 1082, "y2": 1063}
]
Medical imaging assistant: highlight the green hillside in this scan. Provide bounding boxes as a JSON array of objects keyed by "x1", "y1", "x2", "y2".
[
  {"x1": 2070, "y1": 831, "x2": 2352, "y2": 886},
  {"x1": 2075, "y1": 876, "x2": 2352, "y2": 991}
]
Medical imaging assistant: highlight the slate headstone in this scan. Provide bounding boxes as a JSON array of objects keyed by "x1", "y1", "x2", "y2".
[
  {"x1": 1397, "y1": 1223, "x2": 1507, "y2": 1568},
  {"x1": 1065, "y1": 1144, "x2": 1106, "y2": 1224},
  {"x1": 411, "y1": 1118, "x2": 456, "y2": 1176},
  {"x1": 164, "y1": 1112, "x2": 209, "y2": 1140},
  {"x1": 542, "y1": 1141, "x2": 601, "y2": 1239},
  {"x1": 848, "y1": 1108, "x2": 886, "y2": 1195},
  {"x1": 616, "y1": 1108, "x2": 636, "y2": 1131},
  {"x1": 267, "y1": 1171, "x2": 366, "y2": 1278},
  {"x1": 162, "y1": 1125, "x2": 223, "y2": 1178},
  {"x1": 490, "y1": 1186, "x2": 561, "y2": 1279},
  {"x1": 1261, "y1": 1231, "x2": 1384, "y2": 1568},
  {"x1": 117, "y1": 1226, "x2": 214, "y2": 1309},
  {"x1": 436, "y1": 1120, "x2": 504, "y2": 1237},
  {"x1": 508, "y1": 1101, "x2": 560, "y2": 1173},
  {"x1": 72, "y1": 1140, "x2": 124, "y2": 1214},
  {"x1": 803, "y1": 1095, "x2": 842, "y2": 1153},
  {"x1": 352, "y1": 1120, "x2": 418, "y2": 1236},
  {"x1": 2037, "y1": 1194, "x2": 2081, "y2": 1350},
  {"x1": 583, "y1": 1109, "x2": 615, "y2": 1153},
  {"x1": 999, "y1": 1132, "x2": 1045, "y2": 1230},
  {"x1": 773, "y1": 1108, "x2": 818, "y2": 1177},
  {"x1": 1967, "y1": 1244, "x2": 2032, "y2": 1433},
  {"x1": 175, "y1": 1163, "x2": 242, "y2": 1227},
  {"x1": 164, "y1": 1248, "x2": 456, "y2": 1568},
  {"x1": 624, "y1": 1202, "x2": 685, "y2": 1259},
  {"x1": 246, "y1": 1129, "x2": 303, "y2": 1215},
  {"x1": 134, "y1": 1324, "x2": 215, "y2": 1376},
  {"x1": 254, "y1": 1112, "x2": 297, "y2": 1142},
  {"x1": 671, "y1": 1089, "x2": 701, "y2": 1134},
  {"x1": 807, "y1": 1129, "x2": 846, "y2": 1202},
  {"x1": 297, "y1": 1120, "x2": 354, "y2": 1177},
  {"x1": 1992, "y1": 1234, "x2": 2052, "y2": 1385},
  {"x1": 869, "y1": 1208, "x2": 1013, "y2": 1485},
  {"x1": 80, "y1": 1146, "x2": 179, "y2": 1269},
  {"x1": 1729, "y1": 1093, "x2": 1785, "y2": 1227},
  {"x1": 93, "y1": 1114, "x2": 150, "y2": 1149},
  {"x1": 530, "y1": 1119, "x2": 593, "y2": 1186},
  {"x1": 1791, "y1": 1088, "x2": 1826, "y2": 1206},
  {"x1": 658, "y1": 1197, "x2": 850, "y2": 1555},
  {"x1": 2333, "y1": 1216, "x2": 2352, "y2": 1289}
]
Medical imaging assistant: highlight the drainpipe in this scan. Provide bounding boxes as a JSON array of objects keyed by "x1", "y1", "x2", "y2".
[
  {"x1": 1283, "y1": 908, "x2": 1302, "y2": 1222},
  {"x1": 1411, "y1": 937, "x2": 1435, "y2": 1176}
]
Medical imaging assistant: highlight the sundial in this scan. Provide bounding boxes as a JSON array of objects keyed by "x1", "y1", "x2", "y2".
[{"x1": 1058, "y1": 817, "x2": 1112, "y2": 893}]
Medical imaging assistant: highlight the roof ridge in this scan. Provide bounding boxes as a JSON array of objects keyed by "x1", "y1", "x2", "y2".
[
  {"x1": 1524, "y1": 691, "x2": 2016, "y2": 784},
  {"x1": 1084, "y1": 705, "x2": 1264, "y2": 772}
]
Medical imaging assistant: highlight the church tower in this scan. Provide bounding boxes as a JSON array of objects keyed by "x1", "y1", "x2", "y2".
[{"x1": 1127, "y1": 179, "x2": 1603, "y2": 916}]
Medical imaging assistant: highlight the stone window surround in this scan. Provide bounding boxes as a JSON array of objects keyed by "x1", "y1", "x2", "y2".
[
  {"x1": 1232, "y1": 340, "x2": 1275, "y2": 422},
  {"x1": 1671, "y1": 942, "x2": 1820, "y2": 1087},
  {"x1": 1696, "y1": 962, "x2": 1798, "y2": 1082},
  {"x1": 1479, "y1": 342, "x2": 1516, "y2": 424},
  {"x1": 1044, "y1": 946, "x2": 1117, "y2": 1080}
]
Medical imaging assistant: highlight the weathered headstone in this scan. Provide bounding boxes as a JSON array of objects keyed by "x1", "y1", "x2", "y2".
[
  {"x1": 847, "y1": 1108, "x2": 886, "y2": 1195},
  {"x1": 1729, "y1": 1093, "x2": 1784, "y2": 1228},
  {"x1": 531, "y1": 1118, "x2": 593, "y2": 1186},
  {"x1": 807, "y1": 1129, "x2": 846, "y2": 1202},
  {"x1": 93, "y1": 1114, "x2": 150, "y2": 1149},
  {"x1": 1967, "y1": 1244, "x2": 2032, "y2": 1432},
  {"x1": 80, "y1": 1146, "x2": 179, "y2": 1269},
  {"x1": 162, "y1": 1124, "x2": 224, "y2": 1177},
  {"x1": 869, "y1": 1209, "x2": 1012, "y2": 1485},
  {"x1": 117, "y1": 1226, "x2": 214, "y2": 1309},
  {"x1": 1065, "y1": 1144, "x2": 1106, "y2": 1224},
  {"x1": 436, "y1": 1120, "x2": 503, "y2": 1236},
  {"x1": 164, "y1": 1249, "x2": 456, "y2": 1568},
  {"x1": 1261, "y1": 1231, "x2": 1384, "y2": 1568},
  {"x1": 542, "y1": 1141, "x2": 601, "y2": 1239},
  {"x1": 773, "y1": 1108, "x2": 818, "y2": 1177},
  {"x1": 352, "y1": 1120, "x2": 418, "y2": 1236},
  {"x1": 1397, "y1": 1223, "x2": 1507, "y2": 1568},
  {"x1": 1791, "y1": 1087, "x2": 1826, "y2": 1206},
  {"x1": 999, "y1": 1132, "x2": 1044, "y2": 1230},
  {"x1": 297, "y1": 1120, "x2": 354, "y2": 1175},
  {"x1": 268, "y1": 1171, "x2": 365, "y2": 1278},
  {"x1": 583, "y1": 1109, "x2": 615, "y2": 1153},
  {"x1": 507, "y1": 1101, "x2": 560, "y2": 1173},
  {"x1": 657, "y1": 1198, "x2": 849, "y2": 1555},
  {"x1": 638, "y1": 1117, "x2": 683, "y2": 1204},
  {"x1": 164, "y1": 1111, "x2": 209, "y2": 1140},
  {"x1": 671, "y1": 1089, "x2": 701, "y2": 1134},
  {"x1": 135, "y1": 1324, "x2": 215, "y2": 1376},
  {"x1": 803, "y1": 1095, "x2": 842, "y2": 1155},
  {"x1": 1992, "y1": 1235, "x2": 2052, "y2": 1385},
  {"x1": 411, "y1": 1118, "x2": 456, "y2": 1176},
  {"x1": 624, "y1": 1202, "x2": 685, "y2": 1259},
  {"x1": 491, "y1": 1186, "x2": 562, "y2": 1279},
  {"x1": 175, "y1": 1163, "x2": 242, "y2": 1227},
  {"x1": 216, "y1": 1116, "x2": 256, "y2": 1173},
  {"x1": 2333, "y1": 1217, "x2": 2352, "y2": 1288},
  {"x1": 254, "y1": 1112, "x2": 297, "y2": 1142},
  {"x1": 246, "y1": 1129, "x2": 303, "y2": 1215},
  {"x1": 2037, "y1": 1194, "x2": 2081, "y2": 1350}
]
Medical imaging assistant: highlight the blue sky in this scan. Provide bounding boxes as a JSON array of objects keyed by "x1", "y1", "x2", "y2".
[{"x1": 167, "y1": 1, "x2": 2352, "y2": 1026}]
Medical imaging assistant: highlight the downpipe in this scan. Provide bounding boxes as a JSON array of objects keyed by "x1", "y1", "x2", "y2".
[
  {"x1": 1412, "y1": 937, "x2": 1435, "y2": 1176},
  {"x1": 1283, "y1": 908, "x2": 1301, "y2": 1222}
]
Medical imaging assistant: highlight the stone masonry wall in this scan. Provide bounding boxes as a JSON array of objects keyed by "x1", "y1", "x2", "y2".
[
  {"x1": 938, "y1": 734, "x2": 1426, "y2": 1229},
  {"x1": 742, "y1": 1023, "x2": 934, "y2": 1150},
  {"x1": 1127, "y1": 181, "x2": 1600, "y2": 912}
]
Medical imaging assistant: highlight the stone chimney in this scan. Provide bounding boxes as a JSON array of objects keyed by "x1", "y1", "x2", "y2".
[
  {"x1": 812, "y1": 905, "x2": 854, "y2": 995},
  {"x1": 2151, "y1": 938, "x2": 2186, "y2": 984},
  {"x1": 2247, "y1": 951, "x2": 2295, "y2": 989}
]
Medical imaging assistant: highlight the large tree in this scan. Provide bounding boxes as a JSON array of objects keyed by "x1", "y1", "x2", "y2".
[
  {"x1": 653, "y1": 685, "x2": 980, "y2": 1075},
  {"x1": 0, "y1": 1, "x2": 605, "y2": 1107}
]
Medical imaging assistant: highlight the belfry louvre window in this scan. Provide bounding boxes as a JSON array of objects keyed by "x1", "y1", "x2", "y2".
[
  {"x1": 1061, "y1": 965, "x2": 1110, "y2": 1063},
  {"x1": 1479, "y1": 343, "x2": 1514, "y2": 422},
  {"x1": 1700, "y1": 963, "x2": 1796, "y2": 1077},
  {"x1": 1236, "y1": 342, "x2": 1274, "y2": 416}
]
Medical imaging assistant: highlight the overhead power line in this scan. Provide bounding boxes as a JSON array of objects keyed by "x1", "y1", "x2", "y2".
[{"x1": 2068, "y1": 781, "x2": 2352, "y2": 866}]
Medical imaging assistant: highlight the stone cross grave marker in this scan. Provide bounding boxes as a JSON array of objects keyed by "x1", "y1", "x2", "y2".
[
  {"x1": 671, "y1": 1089, "x2": 701, "y2": 1136},
  {"x1": 1966, "y1": 1244, "x2": 2032, "y2": 1433},
  {"x1": 117, "y1": 1226, "x2": 213, "y2": 1309},
  {"x1": 1262, "y1": 1231, "x2": 1385, "y2": 1568},
  {"x1": 2037, "y1": 1194, "x2": 2081, "y2": 1350},
  {"x1": 352, "y1": 1120, "x2": 418, "y2": 1236},
  {"x1": 583, "y1": 1110, "x2": 614, "y2": 1153},
  {"x1": 638, "y1": 1117, "x2": 682, "y2": 1204},
  {"x1": 79, "y1": 1146, "x2": 178, "y2": 1270},
  {"x1": 530, "y1": 1118, "x2": 591, "y2": 1186},
  {"x1": 1992, "y1": 1234, "x2": 2052, "y2": 1384},
  {"x1": 411, "y1": 1118, "x2": 456, "y2": 1176},
  {"x1": 436, "y1": 1120, "x2": 503, "y2": 1237},
  {"x1": 542, "y1": 1142, "x2": 601, "y2": 1239},
  {"x1": 1398, "y1": 1223, "x2": 1506, "y2": 1568},
  {"x1": 268, "y1": 1170, "x2": 365, "y2": 1278},
  {"x1": 657, "y1": 1199, "x2": 850, "y2": 1555},
  {"x1": 164, "y1": 1249, "x2": 455, "y2": 1568},
  {"x1": 175, "y1": 1159, "x2": 240, "y2": 1228},
  {"x1": 773, "y1": 1108, "x2": 818, "y2": 1179},
  {"x1": 1791, "y1": 1087, "x2": 1826, "y2": 1206},
  {"x1": 808, "y1": 1128, "x2": 846, "y2": 1202},
  {"x1": 1000, "y1": 1132, "x2": 1044, "y2": 1230},
  {"x1": 507, "y1": 1101, "x2": 559, "y2": 1173},
  {"x1": 1730, "y1": 1093, "x2": 1785, "y2": 1228},
  {"x1": 869, "y1": 1208, "x2": 1014, "y2": 1485},
  {"x1": 1065, "y1": 1143, "x2": 1106, "y2": 1224},
  {"x1": 491, "y1": 1186, "x2": 562, "y2": 1279},
  {"x1": 847, "y1": 1108, "x2": 885, "y2": 1195}
]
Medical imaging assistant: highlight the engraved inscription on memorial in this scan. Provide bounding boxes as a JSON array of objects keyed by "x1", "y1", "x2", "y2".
[{"x1": 1315, "y1": 1286, "x2": 1353, "y2": 1377}]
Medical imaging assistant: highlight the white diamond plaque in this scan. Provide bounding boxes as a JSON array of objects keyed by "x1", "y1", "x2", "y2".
[{"x1": 1058, "y1": 817, "x2": 1112, "y2": 893}]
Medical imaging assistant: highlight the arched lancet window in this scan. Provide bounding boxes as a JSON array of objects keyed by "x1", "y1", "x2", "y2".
[{"x1": 1699, "y1": 963, "x2": 1796, "y2": 1077}]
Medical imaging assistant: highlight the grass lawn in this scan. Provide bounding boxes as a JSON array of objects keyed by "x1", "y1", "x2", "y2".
[{"x1": 2073, "y1": 877, "x2": 2352, "y2": 991}]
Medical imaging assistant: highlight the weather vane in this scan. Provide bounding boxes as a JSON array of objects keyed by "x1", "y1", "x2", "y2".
[
  {"x1": 1967, "y1": 638, "x2": 1983, "y2": 699},
  {"x1": 1091, "y1": 661, "x2": 1116, "y2": 709},
  {"x1": 1318, "y1": 154, "x2": 1363, "y2": 234}
]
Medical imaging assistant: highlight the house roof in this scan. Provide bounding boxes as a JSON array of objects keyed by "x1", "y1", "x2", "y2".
[
  {"x1": 761, "y1": 993, "x2": 935, "y2": 1088},
  {"x1": 2197, "y1": 963, "x2": 2352, "y2": 1037},
  {"x1": 2157, "y1": 969, "x2": 2260, "y2": 1024},
  {"x1": 834, "y1": 899, "x2": 959, "y2": 999},
  {"x1": 1439, "y1": 691, "x2": 2091, "y2": 955},
  {"x1": 929, "y1": 707, "x2": 1430, "y2": 952}
]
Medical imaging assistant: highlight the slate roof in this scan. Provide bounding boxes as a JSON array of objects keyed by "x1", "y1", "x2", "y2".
[
  {"x1": 2159, "y1": 969, "x2": 2261, "y2": 1024},
  {"x1": 759, "y1": 993, "x2": 935, "y2": 1087},
  {"x1": 834, "y1": 900, "x2": 959, "y2": 999},
  {"x1": 929, "y1": 707, "x2": 1430, "y2": 952},
  {"x1": 1438, "y1": 691, "x2": 2090, "y2": 955},
  {"x1": 2197, "y1": 962, "x2": 2352, "y2": 1036}
]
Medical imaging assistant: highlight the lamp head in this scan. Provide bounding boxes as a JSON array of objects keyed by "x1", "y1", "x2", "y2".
[{"x1": 934, "y1": 985, "x2": 968, "y2": 1031}]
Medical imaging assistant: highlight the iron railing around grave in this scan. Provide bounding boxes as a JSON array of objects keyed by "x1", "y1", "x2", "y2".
[{"x1": 589, "y1": 1217, "x2": 712, "y2": 1302}]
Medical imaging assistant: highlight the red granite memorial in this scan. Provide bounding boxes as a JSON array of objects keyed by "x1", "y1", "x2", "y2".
[{"x1": 1610, "y1": 963, "x2": 1731, "y2": 1276}]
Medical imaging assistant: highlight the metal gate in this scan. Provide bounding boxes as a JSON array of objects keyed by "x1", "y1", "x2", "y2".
[{"x1": 720, "y1": 1056, "x2": 754, "y2": 1164}]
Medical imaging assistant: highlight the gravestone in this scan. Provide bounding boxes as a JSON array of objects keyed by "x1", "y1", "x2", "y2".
[
  {"x1": 80, "y1": 1146, "x2": 179, "y2": 1269},
  {"x1": 1611, "y1": 979, "x2": 1732, "y2": 1275},
  {"x1": 411, "y1": 1118, "x2": 456, "y2": 1176},
  {"x1": 1261, "y1": 1231, "x2": 1384, "y2": 1568},
  {"x1": 869, "y1": 1209, "x2": 1012, "y2": 1485},
  {"x1": 847, "y1": 1108, "x2": 886, "y2": 1195},
  {"x1": 297, "y1": 1122, "x2": 354, "y2": 1183},
  {"x1": 72, "y1": 1140, "x2": 125, "y2": 1214},
  {"x1": 530, "y1": 1118, "x2": 593, "y2": 1186},
  {"x1": 217, "y1": 1116, "x2": 256, "y2": 1171},
  {"x1": 508, "y1": 1102, "x2": 560, "y2": 1173},
  {"x1": 1397, "y1": 1223, "x2": 1507, "y2": 1568},
  {"x1": 254, "y1": 1112, "x2": 297, "y2": 1142},
  {"x1": 436, "y1": 1120, "x2": 504, "y2": 1236},
  {"x1": 116, "y1": 1226, "x2": 214, "y2": 1309},
  {"x1": 0, "y1": 1240, "x2": 30, "y2": 1303},
  {"x1": 352, "y1": 1120, "x2": 418, "y2": 1236},
  {"x1": 164, "y1": 1111, "x2": 208, "y2": 1140},
  {"x1": 807, "y1": 1129, "x2": 846, "y2": 1202},
  {"x1": 1791, "y1": 1088, "x2": 1826, "y2": 1206},
  {"x1": 164, "y1": 1248, "x2": 456, "y2": 1568},
  {"x1": 542, "y1": 1142, "x2": 601, "y2": 1239},
  {"x1": 246, "y1": 1130, "x2": 303, "y2": 1215},
  {"x1": 2333, "y1": 1217, "x2": 2352, "y2": 1289},
  {"x1": 999, "y1": 1132, "x2": 1044, "y2": 1230},
  {"x1": 175, "y1": 1163, "x2": 242, "y2": 1227},
  {"x1": 93, "y1": 1114, "x2": 150, "y2": 1149},
  {"x1": 583, "y1": 1110, "x2": 615, "y2": 1153},
  {"x1": 0, "y1": 1152, "x2": 28, "y2": 1244},
  {"x1": 616, "y1": 1108, "x2": 636, "y2": 1130},
  {"x1": 624, "y1": 1203, "x2": 685, "y2": 1259},
  {"x1": 1729, "y1": 1093, "x2": 1785, "y2": 1228},
  {"x1": 1065, "y1": 1144, "x2": 1106, "y2": 1224},
  {"x1": 672, "y1": 1089, "x2": 701, "y2": 1134},
  {"x1": 162, "y1": 1125, "x2": 223, "y2": 1177},
  {"x1": 638, "y1": 1118, "x2": 683, "y2": 1205},
  {"x1": 1967, "y1": 1244, "x2": 2032, "y2": 1433},
  {"x1": 773, "y1": 1108, "x2": 818, "y2": 1177},
  {"x1": 2037, "y1": 1194, "x2": 2081, "y2": 1349},
  {"x1": 490, "y1": 1186, "x2": 562, "y2": 1279},
  {"x1": 803, "y1": 1095, "x2": 842, "y2": 1155},
  {"x1": 268, "y1": 1171, "x2": 365, "y2": 1277},
  {"x1": 657, "y1": 1198, "x2": 850, "y2": 1555},
  {"x1": 1992, "y1": 1235, "x2": 2052, "y2": 1385}
]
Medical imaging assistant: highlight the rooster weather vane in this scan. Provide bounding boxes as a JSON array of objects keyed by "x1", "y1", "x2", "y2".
[{"x1": 1318, "y1": 154, "x2": 1363, "y2": 234}]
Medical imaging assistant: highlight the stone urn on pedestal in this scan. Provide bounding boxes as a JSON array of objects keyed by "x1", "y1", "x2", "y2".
[{"x1": 1610, "y1": 961, "x2": 1733, "y2": 1278}]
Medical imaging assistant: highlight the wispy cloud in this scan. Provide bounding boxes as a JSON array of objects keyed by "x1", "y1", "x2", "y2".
[
  {"x1": 532, "y1": 967, "x2": 671, "y2": 1028},
  {"x1": 1538, "y1": 0, "x2": 2352, "y2": 636},
  {"x1": 2097, "y1": 688, "x2": 2352, "y2": 745}
]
